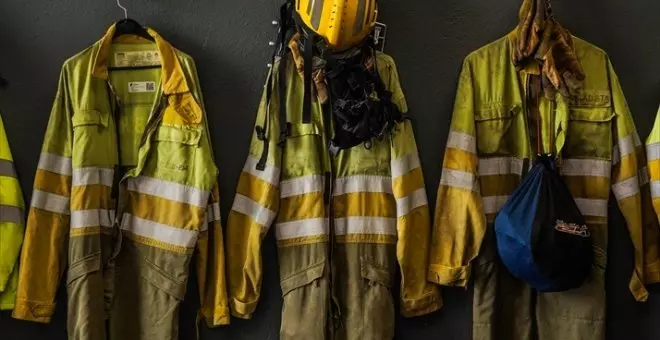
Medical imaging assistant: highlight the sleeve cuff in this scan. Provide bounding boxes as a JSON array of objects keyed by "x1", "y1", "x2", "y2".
[
  {"x1": 643, "y1": 260, "x2": 660, "y2": 284},
  {"x1": 230, "y1": 297, "x2": 257, "y2": 320},
  {"x1": 400, "y1": 287, "x2": 443, "y2": 318},
  {"x1": 11, "y1": 300, "x2": 55, "y2": 323},
  {"x1": 200, "y1": 306, "x2": 231, "y2": 327},
  {"x1": 428, "y1": 264, "x2": 471, "y2": 287},
  {"x1": 629, "y1": 269, "x2": 649, "y2": 302}
]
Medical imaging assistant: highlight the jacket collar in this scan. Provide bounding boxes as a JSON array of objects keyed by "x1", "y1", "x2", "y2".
[{"x1": 92, "y1": 24, "x2": 190, "y2": 95}]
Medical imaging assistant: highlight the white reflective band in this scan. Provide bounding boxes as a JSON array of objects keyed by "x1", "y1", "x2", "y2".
[
  {"x1": 128, "y1": 176, "x2": 209, "y2": 207},
  {"x1": 206, "y1": 202, "x2": 221, "y2": 225},
  {"x1": 574, "y1": 198, "x2": 608, "y2": 217},
  {"x1": 244, "y1": 155, "x2": 280, "y2": 186},
  {"x1": 38, "y1": 152, "x2": 72, "y2": 176},
  {"x1": 639, "y1": 167, "x2": 649, "y2": 186},
  {"x1": 280, "y1": 175, "x2": 324, "y2": 198},
  {"x1": 560, "y1": 159, "x2": 611, "y2": 178},
  {"x1": 71, "y1": 209, "x2": 115, "y2": 228},
  {"x1": 651, "y1": 181, "x2": 660, "y2": 199},
  {"x1": 31, "y1": 189, "x2": 70, "y2": 215},
  {"x1": 73, "y1": 168, "x2": 114, "y2": 187},
  {"x1": 275, "y1": 218, "x2": 328, "y2": 240},
  {"x1": 391, "y1": 153, "x2": 421, "y2": 178},
  {"x1": 396, "y1": 188, "x2": 428, "y2": 217},
  {"x1": 617, "y1": 135, "x2": 636, "y2": 160},
  {"x1": 446, "y1": 131, "x2": 476, "y2": 154},
  {"x1": 647, "y1": 143, "x2": 660, "y2": 162},
  {"x1": 334, "y1": 217, "x2": 397, "y2": 236},
  {"x1": 613, "y1": 176, "x2": 640, "y2": 201},
  {"x1": 121, "y1": 214, "x2": 197, "y2": 248},
  {"x1": 478, "y1": 157, "x2": 523, "y2": 176},
  {"x1": 334, "y1": 175, "x2": 392, "y2": 196},
  {"x1": 440, "y1": 169, "x2": 478, "y2": 192},
  {"x1": 231, "y1": 194, "x2": 276, "y2": 226},
  {"x1": 482, "y1": 195, "x2": 509, "y2": 215}
]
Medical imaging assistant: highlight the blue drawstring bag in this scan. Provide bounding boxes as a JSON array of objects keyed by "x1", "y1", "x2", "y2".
[{"x1": 494, "y1": 154, "x2": 593, "y2": 292}]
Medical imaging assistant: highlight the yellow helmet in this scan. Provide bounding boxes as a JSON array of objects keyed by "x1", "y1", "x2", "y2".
[{"x1": 294, "y1": 0, "x2": 378, "y2": 51}]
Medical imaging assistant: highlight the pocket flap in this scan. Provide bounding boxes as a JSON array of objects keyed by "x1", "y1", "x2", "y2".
[
  {"x1": 288, "y1": 122, "x2": 321, "y2": 137},
  {"x1": 154, "y1": 125, "x2": 202, "y2": 146},
  {"x1": 67, "y1": 253, "x2": 101, "y2": 284},
  {"x1": 140, "y1": 257, "x2": 187, "y2": 300},
  {"x1": 360, "y1": 260, "x2": 392, "y2": 287},
  {"x1": 475, "y1": 104, "x2": 521, "y2": 121},
  {"x1": 569, "y1": 107, "x2": 614, "y2": 122},
  {"x1": 72, "y1": 110, "x2": 108, "y2": 127},
  {"x1": 280, "y1": 261, "x2": 325, "y2": 297}
]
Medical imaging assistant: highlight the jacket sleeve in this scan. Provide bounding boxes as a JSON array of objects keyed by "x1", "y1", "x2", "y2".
[
  {"x1": 226, "y1": 69, "x2": 281, "y2": 319},
  {"x1": 0, "y1": 114, "x2": 25, "y2": 294},
  {"x1": 13, "y1": 67, "x2": 73, "y2": 322},
  {"x1": 608, "y1": 59, "x2": 660, "y2": 302},
  {"x1": 196, "y1": 184, "x2": 230, "y2": 327},
  {"x1": 428, "y1": 59, "x2": 486, "y2": 287},
  {"x1": 647, "y1": 105, "x2": 660, "y2": 224}
]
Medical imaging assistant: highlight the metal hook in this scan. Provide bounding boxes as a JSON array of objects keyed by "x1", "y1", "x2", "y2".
[{"x1": 116, "y1": 0, "x2": 128, "y2": 20}]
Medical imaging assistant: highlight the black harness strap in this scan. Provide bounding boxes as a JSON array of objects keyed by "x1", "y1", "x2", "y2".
[{"x1": 302, "y1": 33, "x2": 314, "y2": 124}]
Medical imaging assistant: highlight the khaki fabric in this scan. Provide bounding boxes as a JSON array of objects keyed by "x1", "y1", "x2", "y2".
[{"x1": 13, "y1": 24, "x2": 229, "y2": 339}]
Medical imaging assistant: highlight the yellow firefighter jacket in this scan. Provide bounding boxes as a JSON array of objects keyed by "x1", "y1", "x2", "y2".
[
  {"x1": 429, "y1": 32, "x2": 660, "y2": 302},
  {"x1": 647, "y1": 106, "x2": 660, "y2": 222},
  {"x1": 0, "y1": 113, "x2": 25, "y2": 310},
  {"x1": 226, "y1": 53, "x2": 441, "y2": 340},
  {"x1": 12, "y1": 25, "x2": 229, "y2": 339}
]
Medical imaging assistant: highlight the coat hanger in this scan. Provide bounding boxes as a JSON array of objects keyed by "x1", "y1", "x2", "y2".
[{"x1": 113, "y1": 0, "x2": 154, "y2": 42}]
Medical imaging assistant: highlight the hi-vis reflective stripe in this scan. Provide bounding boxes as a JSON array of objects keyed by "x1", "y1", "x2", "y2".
[
  {"x1": 0, "y1": 205, "x2": 23, "y2": 224},
  {"x1": 613, "y1": 176, "x2": 640, "y2": 201},
  {"x1": 613, "y1": 135, "x2": 639, "y2": 164},
  {"x1": 38, "y1": 152, "x2": 72, "y2": 175},
  {"x1": 483, "y1": 196, "x2": 509, "y2": 215},
  {"x1": 128, "y1": 176, "x2": 209, "y2": 207},
  {"x1": 244, "y1": 155, "x2": 280, "y2": 186},
  {"x1": 71, "y1": 209, "x2": 115, "y2": 228},
  {"x1": 334, "y1": 175, "x2": 392, "y2": 196},
  {"x1": 561, "y1": 159, "x2": 611, "y2": 178},
  {"x1": 280, "y1": 175, "x2": 324, "y2": 198},
  {"x1": 121, "y1": 214, "x2": 197, "y2": 248},
  {"x1": 479, "y1": 157, "x2": 523, "y2": 176},
  {"x1": 206, "y1": 202, "x2": 221, "y2": 224},
  {"x1": 391, "y1": 153, "x2": 421, "y2": 178},
  {"x1": 446, "y1": 131, "x2": 476, "y2": 153},
  {"x1": 334, "y1": 217, "x2": 397, "y2": 236},
  {"x1": 232, "y1": 194, "x2": 276, "y2": 226},
  {"x1": 647, "y1": 143, "x2": 660, "y2": 161},
  {"x1": 275, "y1": 218, "x2": 328, "y2": 240},
  {"x1": 440, "y1": 169, "x2": 478, "y2": 192},
  {"x1": 0, "y1": 159, "x2": 17, "y2": 177},
  {"x1": 73, "y1": 168, "x2": 114, "y2": 186},
  {"x1": 31, "y1": 189, "x2": 69, "y2": 214},
  {"x1": 396, "y1": 188, "x2": 427, "y2": 217},
  {"x1": 651, "y1": 181, "x2": 660, "y2": 199},
  {"x1": 574, "y1": 198, "x2": 608, "y2": 217}
]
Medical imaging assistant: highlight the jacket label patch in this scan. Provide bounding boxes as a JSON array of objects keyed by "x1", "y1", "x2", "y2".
[
  {"x1": 569, "y1": 91, "x2": 611, "y2": 108},
  {"x1": 114, "y1": 51, "x2": 161, "y2": 68},
  {"x1": 128, "y1": 81, "x2": 157, "y2": 93}
]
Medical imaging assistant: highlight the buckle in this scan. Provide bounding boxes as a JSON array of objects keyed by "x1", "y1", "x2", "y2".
[
  {"x1": 277, "y1": 122, "x2": 291, "y2": 146},
  {"x1": 255, "y1": 126, "x2": 267, "y2": 141}
]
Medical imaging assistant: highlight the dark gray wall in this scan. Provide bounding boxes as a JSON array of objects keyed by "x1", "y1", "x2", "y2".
[{"x1": 1, "y1": 0, "x2": 659, "y2": 339}]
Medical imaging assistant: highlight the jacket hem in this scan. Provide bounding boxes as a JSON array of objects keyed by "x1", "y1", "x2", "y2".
[
  {"x1": 400, "y1": 290, "x2": 443, "y2": 317},
  {"x1": 629, "y1": 270, "x2": 649, "y2": 302},
  {"x1": 200, "y1": 307, "x2": 231, "y2": 327},
  {"x1": 427, "y1": 264, "x2": 471, "y2": 287},
  {"x1": 230, "y1": 298, "x2": 256, "y2": 319}
]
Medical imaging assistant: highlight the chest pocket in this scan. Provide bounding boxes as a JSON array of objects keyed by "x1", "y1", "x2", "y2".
[
  {"x1": 564, "y1": 106, "x2": 614, "y2": 160},
  {"x1": 474, "y1": 104, "x2": 522, "y2": 156},
  {"x1": 283, "y1": 122, "x2": 324, "y2": 178},
  {"x1": 151, "y1": 125, "x2": 202, "y2": 173},
  {"x1": 72, "y1": 110, "x2": 112, "y2": 165}
]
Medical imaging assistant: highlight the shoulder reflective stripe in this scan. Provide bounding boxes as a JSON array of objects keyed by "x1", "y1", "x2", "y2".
[
  {"x1": 651, "y1": 181, "x2": 660, "y2": 199},
  {"x1": 639, "y1": 167, "x2": 649, "y2": 186},
  {"x1": 0, "y1": 159, "x2": 16, "y2": 178},
  {"x1": 334, "y1": 217, "x2": 397, "y2": 236},
  {"x1": 396, "y1": 188, "x2": 428, "y2": 217},
  {"x1": 478, "y1": 157, "x2": 523, "y2": 176},
  {"x1": 647, "y1": 143, "x2": 660, "y2": 161},
  {"x1": 613, "y1": 176, "x2": 640, "y2": 201},
  {"x1": 280, "y1": 175, "x2": 324, "y2": 198},
  {"x1": 447, "y1": 131, "x2": 476, "y2": 154},
  {"x1": 244, "y1": 156, "x2": 280, "y2": 186},
  {"x1": 71, "y1": 209, "x2": 115, "y2": 228},
  {"x1": 128, "y1": 176, "x2": 209, "y2": 207},
  {"x1": 574, "y1": 198, "x2": 608, "y2": 217},
  {"x1": 205, "y1": 202, "x2": 221, "y2": 225},
  {"x1": 31, "y1": 189, "x2": 70, "y2": 214},
  {"x1": 391, "y1": 153, "x2": 421, "y2": 178},
  {"x1": 334, "y1": 175, "x2": 393, "y2": 196},
  {"x1": 440, "y1": 169, "x2": 478, "y2": 192},
  {"x1": 0, "y1": 205, "x2": 23, "y2": 224},
  {"x1": 73, "y1": 168, "x2": 114, "y2": 187},
  {"x1": 38, "y1": 152, "x2": 72, "y2": 176},
  {"x1": 560, "y1": 159, "x2": 611, "y2": 178},
  {"x1": 231, "y1": 194, "x2": 276, "y2": 226},
  {"x1": 275, "y1": 217, "x2": 328, "y2": 240},
  {"x1": 617, "y1": 135, "x2": 636, "y2": 160},
  {"x1": 121, "y1": 214, "x2": 197, "y2": 248},
  {"x1": 482, "y1": 195, "x2": 509, "y2": 215}
]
